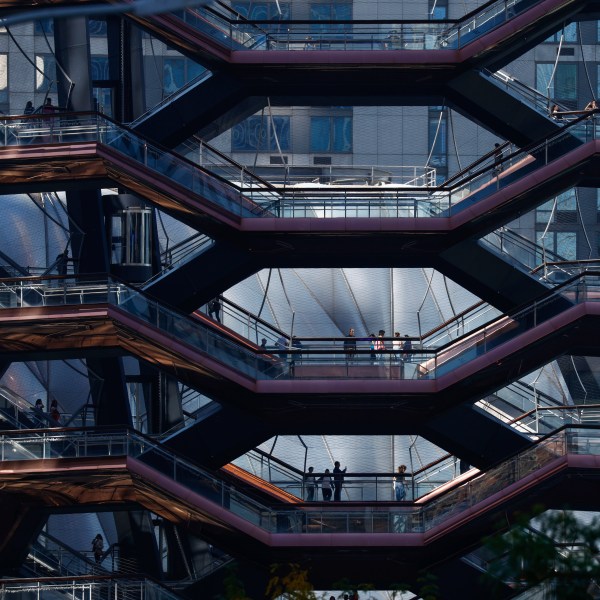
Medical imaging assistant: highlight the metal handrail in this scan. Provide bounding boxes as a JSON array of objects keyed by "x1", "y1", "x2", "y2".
[{"x1": 0, "y1": 424, "x2": 597, "y2": 535}]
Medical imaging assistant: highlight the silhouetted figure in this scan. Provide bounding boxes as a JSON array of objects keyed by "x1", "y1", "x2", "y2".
[
  {"x1": 32, "y1": 398, "x2": 45, "y2": 426},
  {"x1": 305, "y1": 466, "x2": 316, "y2": 501},
  {"x1": 208, "y1": 297, "x2": 221, "y2": 322},
  {"x1": 92, "y1": 534, "x2": 104, "y2": 563},
  {"x1": 333, "y1": 461, "x2": 347, "y2": 501},
  {"x1": 260, "y1": 338, "x2": 268, "y2": 350},
  {"x1": 56, "y1": 251, "x2": 68, "y2": 276},
  {"x1": 318, "y1": 468, "x2": 333, "y2": 501},
  {"x1": 42, "y1": 97, "x2": 56, "y2": 115},
  {"x1": 24, "y1": 101, "x2": 34, "y2": 115},
  {"x1": 49, "y1": 399, "x2": 61, "y2": 426},
  {"x1": 343, "y1": 327, "x2": 356, "y2": 360}
]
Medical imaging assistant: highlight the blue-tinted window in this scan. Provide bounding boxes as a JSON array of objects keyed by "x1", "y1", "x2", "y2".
[
  {"x1": 91, "y1": 57, "x2": 110, "y2": 82},
  {"x1": 536, "y1": 231, "x2": 577, "y2": 260},
  {"x1": 536, "y1": 63, "x2": 577, "y2": 101},
  {"x1": 35, "y1": 18, "x2": 106, "y2": 36},
  {"x1": 34, "y1": 19, "x2": 53, "y2": 35},
  {"x1": 310, "y1": 116, "x2": 352, "y2": 152},
  {"x1": 232, "y1": 115, "x2": 290, "y2": 152},
  {"x1": 164, "y1": 57, "x2": 207, "y2": 95},
  {"x1": 310, "y1": 3, "x2": 352, "y2": 34},
  {"x1": 232, "y1": 2, "x2": 290, "y2": 20},
  {"x1": 545, "y1": 23, "x2": 577, "y2": 43},
  {"x1": 428, "y1": 112, "x2": 447, "y2": 167},
  {"x1": 536, "y1": 190, "x2": 577, "y2": 224},
  {"x1": 429, "y1": 0, "x2": 448, "y2": 20}
]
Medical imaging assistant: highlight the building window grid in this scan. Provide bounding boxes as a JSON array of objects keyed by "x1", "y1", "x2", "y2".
[
  {"x1": 310, "y1": 115, "x2": 352, "y2": 153},
  {"x1": 535, "y1": 62, "x2": 578, "y2": 104},
  {"x1": 35, "y1": 54, "x2": 56, "y2": 92},
  {"x1": 536, "y1": 191, "x2": 577, "y2": 224},
  {"x1": 536, "y1": 230, "x2": 578, "y2": 260},
  {"x1": 163, "y1": 57, "x2": 207, "y2": 96},
  {"x1": 544, "y1": 22, "x2": 577, "y2": 43},
  {"x1": 232, "y1": 115, "x2": 291, "y2": 152},
  {"x1": 428, "y1": 109, "x2": 447, "y2": 170}
]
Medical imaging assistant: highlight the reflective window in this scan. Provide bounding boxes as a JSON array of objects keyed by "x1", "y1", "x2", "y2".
[
  {"x1": 310, "y1": 2, "x2": 352, "y2": 34},
  {"x1": 91, "y1": 56, "x2": 110, "y2": 81},
  {"x1": 232, "y1": 115, "x2": 291, "y2": 152},
  {"x1": 536, "y1": 231, "x2": 577, "y2": 260},
  {"x1": 536, "y1": 190, "x2": 577, "y2": 224},
  {"x1": 35, "y1": 54, "x2": 56, "y2": 91},
  {"x1": 35, "y1": 18, "x2": 106, "y2": 36},
  {"x1": 545, "y1": 23, "x2": 577, "y2": 43},
  {"x1": 428, "y1": 110, "x2": 447, "y2": 167},
  {"x1": 163, "y1": 57, "x2": 207, "y2": 95},
  {"x1": 310, "y1": 116, "x2": 352, "y2": 152},
  {"x1": 232, "y1": 2, "x2": 290, "y2": 20},
  {"x1": 536, "y1": 63, "x2": 577, "y2": 101},
  {"x1": 429, "y1": 0, "x2": 448, "y2": 20},
  {"x1": 0, "y1": 54, "x2": 7, "y2": 107}
]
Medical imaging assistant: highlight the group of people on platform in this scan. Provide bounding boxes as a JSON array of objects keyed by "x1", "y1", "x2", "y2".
[
  {"x1": 31, "y1": 398, "x2": 61, "y2": 427},
  {"x1": 346, "y1": 328, "x2": 413, "y2": 362},
  {"x1": 304, "y1": 462, "x2": 347, "y2": 502},
  {"x1": 304, "y1": 463, "x2": 408, "y2": 502},
  {"x1": 550, "y1": 99, "x2": 599, "y2": 121}
]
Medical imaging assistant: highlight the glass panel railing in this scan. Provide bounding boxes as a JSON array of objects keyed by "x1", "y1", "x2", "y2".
[
  {"x1": 199, "y1": 296, "x2": 288, "y2": 350},
  {"x1": 2, "y1": 111, "x2": 594, "y2": 221},
  {"x1": 0, "y1": 272, "x2": 597, "y2": 382},
  {"x1": 143, "y1": 233, "x2": 215, "y2": 288},
  {"x1": 489, "y1": 70, "x2": 568, "y2": 117},
  {"x1": 234, "y1": 447, "x2": 477, "y2": 502},
  {"x1": 176, "y1": 0, "x2": 547, "y2": 51},
  {"x1": 0, "y1": 425, "x2": 595, "y2": 534},
  {"x1": 0, "y1": 113, "x2": 277, "y2": 218},
  {"x1": 26, "y1": 530, "x2": 102, "y2": 577},
  {"x1": 129, "y1": 68, "x2": 213, "y2": 127},
  {"x1": 481, "y1": 227, "x2": 565, "y2": 273},
  {"x1": 0, "y1": 577, "x2": 183, "y2": 600},
  {"x1": 177, "y1": 135, "x2": 279, "y2": 201},
  {"x1": 232, "y1": 449, "x2": 305, "y2": 498},
  {"x1": 444, "y1": 115, "x2": 598, "y2": 215},
  {"x1": 421, "y1": 302, "x2": 502, "y2": 349},
  {"x1": 177, "y1": 4, "x2": 269, "y2": 50}
]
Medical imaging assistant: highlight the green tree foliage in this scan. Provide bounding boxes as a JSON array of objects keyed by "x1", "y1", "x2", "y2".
[
  {"x1": 218, "y1": 564, "x2": 253, "y2": 600},
  {"x1": 266, "y1": 562, "x2": 317, "y2": 600},
  {"x1": 484, "y1": 507, "x2": 600, "y2": 599}
]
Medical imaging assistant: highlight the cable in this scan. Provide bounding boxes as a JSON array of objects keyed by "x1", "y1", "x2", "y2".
[
  {"x1": 267, "y1": 97, "x2": 289, "y2": 187},
  {"x1": 256, "y1": 268, "x2": 272, "y2": 320},
  {"x1": 425, "y1": 108, "x2": 444, "y2": 168},
  {"x1": 252, "y1": 106, "x2": 266, "y2": 173},
  {"x1": 5, "y1": 25, "x2": 53, "y2": 92},
  {"x1": 546, "y1": 30, "x2": 564, "y2": 104},
  {"x1": 448, "y1": 108, "x2": 462, "y2": 172}
]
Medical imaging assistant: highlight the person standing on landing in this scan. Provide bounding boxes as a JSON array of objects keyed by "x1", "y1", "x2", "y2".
[{"x1": 333, "y1": 461, "x2": 347, "y2": 501}]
